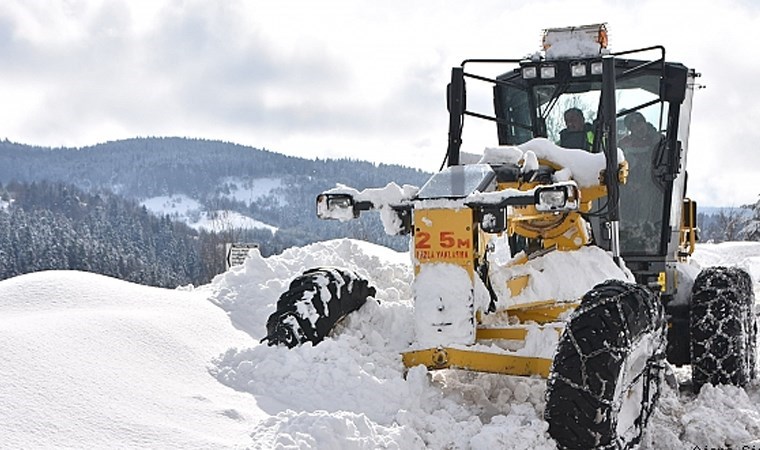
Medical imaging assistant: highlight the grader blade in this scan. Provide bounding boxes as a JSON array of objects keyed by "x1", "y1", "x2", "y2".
[{"x1": 402, "y1": 347, "x2": 553, "y2": 378}]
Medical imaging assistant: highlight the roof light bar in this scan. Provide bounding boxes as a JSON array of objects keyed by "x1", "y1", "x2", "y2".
[
  {"x1": 540, "y1": 65, "x2": 556, "y2": 79},
  {"x1": 522, "y1": 66, "x2": 537, "y2": 79},
  {"x1": 571, "y1": 62, "x2": 587, "y2": 77}
]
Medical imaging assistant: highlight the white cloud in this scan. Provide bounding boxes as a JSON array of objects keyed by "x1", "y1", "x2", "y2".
[{"x1": 0, "y1": 0, "x2": 758, "y2": 204}]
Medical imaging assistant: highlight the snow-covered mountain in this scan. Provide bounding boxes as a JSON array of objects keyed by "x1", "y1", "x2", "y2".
[
  {"x1": 1, "y1": 240, "x2": 759, "y2": 448},
  {"x1": 0, "y1": 138, "x2": 430, "y2": 252}
]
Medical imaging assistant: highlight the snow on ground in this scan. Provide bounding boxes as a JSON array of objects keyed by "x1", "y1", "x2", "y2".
[
  {"x1": 207, "y1": 239, "x2": 556, "y2": 449},
  {"x1": 691, "y1": 241, "x2": 760, "y2": 282},
  {"x1": 141, "y1": 194, "x2": 278, "y2": 233},
  {"x1": 0, "y1": 271, "x2": 263, "y2": 448},
  {"x1": 186, "y1": 210, "x2": 278, "y2": 233},
  {"x1": 141, "y1": 194, "x2": 204, "y2": 217},
  {"x1": 1, "y1": 240, "x2": 760, "y2": 448}
]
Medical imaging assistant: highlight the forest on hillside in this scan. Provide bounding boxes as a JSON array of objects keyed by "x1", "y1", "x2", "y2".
[
  {"x1": 0, "y1": 182, "x2": 214, "y2": 287},
  {"x1": 1, "y1": 137, "x2": 759, "y2": 288},
  {"x1": 0, "y1": 137, "x2": 428, "y2": 253},
  {"x1": 0, "y1": 137, "x2": 430, "y2": 200},
  {"x1": 0, "y1": 181, "x2": 424, "y2": 287},
  {"x1": 0, "y1": 138, "x2": 430, "y2": 286}
]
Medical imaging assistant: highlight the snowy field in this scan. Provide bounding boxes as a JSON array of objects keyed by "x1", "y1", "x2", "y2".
[
  {"x1": 219, "y1": 177, "x2": 286, "y2": 206},
  {"x1": 139, "y1": 177, "x2": 285, "y2": 233},
  {"x1": 141, "y1": 194, "x2": 278, "y2": 233},
  {"x1": 1, "y1": 240, "x2": 759, "y2": 448}
]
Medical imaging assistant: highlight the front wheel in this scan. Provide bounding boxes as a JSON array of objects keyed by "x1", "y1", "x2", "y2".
[
  {"x1": 545, "y1": 280, "x2": 666, "y2": 449},
  {"x1": 262, "y1": 267, "x2": 376, "y2": 348},
  {"x1": 690, "y1": 266, "x2": 757, "y2": 391}
]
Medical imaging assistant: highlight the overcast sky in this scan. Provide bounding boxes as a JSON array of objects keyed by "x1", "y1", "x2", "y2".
[{"x1": 0, "y1": 0, "x2": 758, "y2": 206}]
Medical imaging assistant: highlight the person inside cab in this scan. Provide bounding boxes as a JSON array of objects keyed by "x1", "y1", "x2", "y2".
[
  {"x1": 559, "y1": 108, "x2": 594, "y2": 151},
  {"x1": 619, "y1": 111, "x2": 660, "y2": 149},
  {"x1": 617, "y1": 111, "x2": 664, "y2": 253}
]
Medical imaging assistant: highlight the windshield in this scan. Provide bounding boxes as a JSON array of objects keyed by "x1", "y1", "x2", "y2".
[
  {"x1": 535, "y1": 84, "x2": 601, "y2": 146},
  {"x1": 495, "y1": 68, "x2": 671, "y2": 255},
  {"x1": 417, "y1": 164, "x2": 495, "y2": 199}
]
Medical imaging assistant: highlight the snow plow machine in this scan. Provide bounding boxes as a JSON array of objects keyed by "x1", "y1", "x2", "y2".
[{"x1": 263, "y1": 24, "x2": 757, "y2": 449}]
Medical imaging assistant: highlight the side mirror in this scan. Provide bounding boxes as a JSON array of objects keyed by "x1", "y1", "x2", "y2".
[{"x1": 317, "y1": 194, "x2": 358, "y2": 220}]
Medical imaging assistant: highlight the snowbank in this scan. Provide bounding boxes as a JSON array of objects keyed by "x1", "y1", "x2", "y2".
[
  {"x1": 2, "y1": 239, "x2": 760, "y2": 448},
  {"x1": 479, "y1": 138, "x2": 625, "y2": 188},
  {"x1": 208, "y1": 239, "x2": 557, "y2": 448},
  {"x1": 0, "y1": 270, "x2": 262, "y2": 448},
  {"x1": 208, "y1": 238, "x2": 760, "y2": 449}
]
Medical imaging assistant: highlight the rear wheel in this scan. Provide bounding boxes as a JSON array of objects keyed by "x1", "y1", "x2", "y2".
[
  {"x1": 690, "y1": 266, "x2": 757, "y2": 391},
  {"x1": 545, "y1": 280, "x2": 665, "y2": 449},
  {"x1": 263, "y1": 267, "x2": 376, "y2": 348}
]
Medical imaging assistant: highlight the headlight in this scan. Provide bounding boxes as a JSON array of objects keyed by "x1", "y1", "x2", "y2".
[
  {"x1": 534, "y1": 185, "x2": 579, "y2": 212},
  {"x1": 479, "y1": 206, "x2": 507, "y2": 234},
  {"x1": 540, "y1": 65, "x2": 556, "y2": 79},
  {"x1": 590, "y1": 61, "x2": 603, "y2": 75},
  {"x1": 539, "y1": 190, "x2": 566, "y2": 208},
  {"x1": 521, "y1": 66, "x2": 537, "y2": 79}
]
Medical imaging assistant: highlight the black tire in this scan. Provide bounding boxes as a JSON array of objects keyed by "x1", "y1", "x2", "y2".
[
  {"x1": 262, "y1": 267, "x2": 376, "y2": 348},
  {"x1": 690, "y1": 266, "x2": 757, "y2": 391},
  {"x1": 545, "y1": 280, "x2": 666, "y2": 450}
]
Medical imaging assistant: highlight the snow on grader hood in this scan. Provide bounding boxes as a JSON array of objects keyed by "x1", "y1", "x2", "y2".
[{"x1": 262, "y1": 24, "x2": 757, "y2": 450}]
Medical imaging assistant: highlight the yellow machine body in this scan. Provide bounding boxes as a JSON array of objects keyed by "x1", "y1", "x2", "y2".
[{"x1": 402, "y1": 186, "x2": 590, "y2": 377}]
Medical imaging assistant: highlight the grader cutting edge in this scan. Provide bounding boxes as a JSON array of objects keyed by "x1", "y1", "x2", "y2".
[{"x1": 262, "y1": 24, "x2": 757, "y2": 449}]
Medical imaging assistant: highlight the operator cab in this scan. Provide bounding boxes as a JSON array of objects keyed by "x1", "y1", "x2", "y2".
[{"x1": 445, "y1": 24, "x2": 697, "y2": 282}]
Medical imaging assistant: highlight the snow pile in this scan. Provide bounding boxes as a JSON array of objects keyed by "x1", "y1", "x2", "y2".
[
  {"x1": 208, "y1": 239, "x2": 558, "y2": 448},
  {"x1": 480, "y1": 138, "x2": 625, "y2": 188},
  {"x1": 413, "y1": 263, "x2": 477, "y2": 347},
  {"x1": 489, "y1": 245, "x2": 632, "y2": 307},
  {"x1": 644, "y1": 383, "x2": 760, "y2": 448},
  {"x1": 208, "y1": 239, "x2": 760, "y2": 449},
  {"x1": 1, "y1": 239, "x2": 760, "y2": 448},
  {"x1": 0, "y1": 270, "x2": 262, "y2": 448},
  {"x1": 208, "y1": 239, "x2": 413, "y2": 337}
]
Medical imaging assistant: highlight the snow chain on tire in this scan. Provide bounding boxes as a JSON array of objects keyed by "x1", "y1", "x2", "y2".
[
  {"x1": 262, "y1": 267, "x2": 376, "y2": 348},
  {"x1": 690, "y1": 266, "x2": 757, "y2": 391},
  {"x1": 545, "y1": 279, "x2": 666, "y2": 450}
]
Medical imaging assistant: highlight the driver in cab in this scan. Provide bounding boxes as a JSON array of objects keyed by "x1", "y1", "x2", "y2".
[{"x1": 559, "y1": 108, "x2": 594, "y2": 152}]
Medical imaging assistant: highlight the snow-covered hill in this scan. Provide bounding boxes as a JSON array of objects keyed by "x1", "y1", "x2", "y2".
[{"x1": 1, "y1": 240, "x2": 759, "y2": 448}]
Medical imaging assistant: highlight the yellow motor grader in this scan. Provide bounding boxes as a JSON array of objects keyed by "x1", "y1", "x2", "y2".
[{"x1": 263, "y1": 24, "x2": 756, "y2": 449}]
